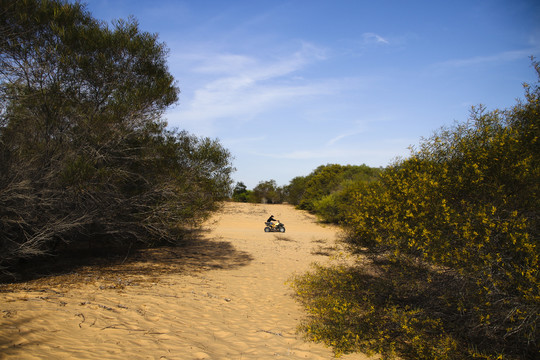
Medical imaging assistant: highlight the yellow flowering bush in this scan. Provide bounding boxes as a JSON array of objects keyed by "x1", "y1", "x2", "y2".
[
  {"x1": 290, "y1": 262, "x2": 463, "y2": 359},
  {"x1": 291, "y1": 61, "x2": 539, "y2": 359}
]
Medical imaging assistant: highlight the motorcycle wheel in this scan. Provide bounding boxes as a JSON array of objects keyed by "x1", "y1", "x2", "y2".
[
  {"x1": 279, "y1": 226, "x2": 285, "y2": 233},
  {"x1": 264, "y1": 227, "x2": 271, "y2": 232}
]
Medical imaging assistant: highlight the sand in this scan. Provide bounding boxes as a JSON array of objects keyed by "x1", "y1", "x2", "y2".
[{"x1": 0, "y1": 202, "x2": 372, "y2": 359}]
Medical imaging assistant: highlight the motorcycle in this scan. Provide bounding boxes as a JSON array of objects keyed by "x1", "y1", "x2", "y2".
[{"x1": 264, "y1": 220, "x2": 285, "y2": 233}]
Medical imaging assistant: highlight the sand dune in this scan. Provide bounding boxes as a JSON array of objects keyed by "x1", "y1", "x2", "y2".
[{"x1": 0, "y1": 202, "x2": 372, "y2": 359}]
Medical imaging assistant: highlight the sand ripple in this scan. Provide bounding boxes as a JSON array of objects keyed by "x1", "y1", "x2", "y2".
[{"x1": 1, "y1": 203, "x2": 371, "y2": 359}]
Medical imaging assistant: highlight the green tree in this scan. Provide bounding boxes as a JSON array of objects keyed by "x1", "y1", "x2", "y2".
[
  {"x1": 298, "y1": 164, "x2": 344, "y2": 211},
  {"x1": 232, "y1": 182, "x2": 248, "y2": 200},
  {"x1": 232, "y1": 181, "x2": 255, "y2": 202},
  {"x1": 294, "y1": 164, "x2": 381, "y2": 214},
  {"x1": 283, "y1": 175, "x2": 308, "y2": 205},
  {"x1": 253, "y1": 179, "x2": 283, "y2": 204},
  {"x1": 0, "y1": 0, "x2": 233, "y2": 277}
]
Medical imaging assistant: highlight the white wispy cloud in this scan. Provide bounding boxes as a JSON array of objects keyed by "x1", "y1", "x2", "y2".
[
  {"x1": 362, "y1": 32, "x2": 389, "y2": 45},
  {"x1": 326, "y1": 127, "x2": 368, "y2": 146},
  {"x1": 192, "y1": 54, "x2": 257, "y2": 74},
  {"x1": 166, "y1": 42, "x2": 332, "y2": 134},
  {"x1": 326, "y1": 133, "x2": 350, "y2": 146}
]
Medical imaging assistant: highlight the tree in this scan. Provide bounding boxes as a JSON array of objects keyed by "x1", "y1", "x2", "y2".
[
  {"x1": 294, "y1": 164, "x2": 381, "y2": 212},
  {"x1": 232, "y1": 181, "x2": 254, "y2": 202},
  {"x1": 283, "y1": 176, "x2": 308, "y2": 205},
  {"x1": 253, "y1": 179, "x2": 283, "y2": 204},
  {"x1": 0, "y1": 0, "x2": 233, "y2": 277}
]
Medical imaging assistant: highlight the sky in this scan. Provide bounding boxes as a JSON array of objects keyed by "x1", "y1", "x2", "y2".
[{"x1": 82, "y1": 0, "x2": 540, "y2": 189}]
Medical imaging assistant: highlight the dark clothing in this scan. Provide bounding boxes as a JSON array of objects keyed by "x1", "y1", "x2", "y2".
[{"x1": 267, "y1": 215, "x2": 276, "y2": 222}]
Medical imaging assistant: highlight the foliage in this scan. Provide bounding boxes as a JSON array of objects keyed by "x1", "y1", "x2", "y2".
[
  {"x1": 291, "y1": 60, "x2": 539, "y2": 359},
  {"x1": 313, "y1": 179, "x2": 376, "y2": 224},
  {"x1": 286, "y1": 164, "x2": 381, "y2": 222},
  {"x1": 283, "y1": 175, "x2": 309, "y2": 205},
  {"x1": 252, "y1": 179, "x2": 284, "y2": 204},
  {"x1": 231, "y1": 181, "x2": 256, "y2": 203},
  {"x1": 291, "y1": 261, "x2": 464, "y2": 359},
  {"x1": 0, "y1": 0, "x2": 234, "y2": 278}
]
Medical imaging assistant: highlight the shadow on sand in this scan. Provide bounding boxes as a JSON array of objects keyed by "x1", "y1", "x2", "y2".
[{"x1": 0, "y1": 230, "x2": 253, "y2": 289}]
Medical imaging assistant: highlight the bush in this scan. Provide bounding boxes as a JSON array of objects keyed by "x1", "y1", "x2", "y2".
[
  {"x1": 252, "y1": 179, "x2": 284, "y2": 203},
  {"x1": 283, "y1": 176, "x2": 309, "y2": 205},
  {"x1": 232, "y1": 182, "x2": 256, "y2": 203},
  {"x1": 0, "y1": 0, "x2": 234, "y2": 278},
  {"x1": 290, "y1": 261, "x2": 463, "y2": 359},
  {"x1": 291, "y1": 60, "x2": 540, "y2": 359},
  {"x1": 290, "y1": 164, "x2": 381, "y2": 213},
  {"x1": 313, "y1": 179, "x2": 378, "y2": 224}
]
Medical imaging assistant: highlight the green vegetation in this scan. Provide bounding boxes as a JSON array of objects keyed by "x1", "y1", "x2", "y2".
[
  {"x1": 232, "y1": 165, "x2": 380, "y2": 209},
  {"x1": 6, "y1": 2, "x2": 536, "y2": 357},
  {"x1": 232, "y1": 182, "x2": 254, "y2": 202},
  {"x1": 285, "y1": 164, "x2": 381, "y2": 223},
  {"x1": 291, "y1": 61, "x2": 539, "y2": 359},
  {"x1": 231, "y1": 179, "x2": 286, "y2": 203},
  {"x1": 253, "y1": 179, "x2": 285, "y2": 204},
  {"x1": 0, "y1": 0, "x2": 233, "y2": 278}
]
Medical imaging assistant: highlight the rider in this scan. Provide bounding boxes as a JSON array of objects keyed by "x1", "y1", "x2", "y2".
[{"x1": 267, "y1": 215, "x2": 277, "y2": 227}]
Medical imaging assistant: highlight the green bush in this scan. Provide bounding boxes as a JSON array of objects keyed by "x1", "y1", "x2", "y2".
[
  {"x1": 232, "y1": 182, "x2": 256, "y2": 203},
  {"x1": 284, "y1": 176, "x2": 309, "y2": 205},
  {"x1": 290, "y1": 164, "x2": 381, "y2": 213},
  {"x1": 252, "y1": 179, "x2": 284, "y2": 203},
  {"x1": 313, "y1": 179, "x2": 379, "y2": 224},
  {"x1": 0, "y1": 0, "x2": 233, "y2": 277}
]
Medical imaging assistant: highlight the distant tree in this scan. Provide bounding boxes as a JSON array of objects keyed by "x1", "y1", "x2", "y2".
[
  {"x1": 283, "y1": 176, "x2": 308, "y2": 205},
  {"x1": 253, "y1": 179, "x2": 284, "y2": 204},
  {"x1": 232, "y1": 182, "x2": 248, "y2": 198},
  {"x1": 298, "y1": 164, "x2": 346, "y2": 211},
  {"x1": 297, "y1": 164, "x2": 381, "y2": 212},
  {"x1": 232, "y1": 182, "x2": 255, "y2": 202}
]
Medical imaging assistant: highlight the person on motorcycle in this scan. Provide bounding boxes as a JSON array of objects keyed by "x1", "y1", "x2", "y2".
[{"x1": 267, "y1": 215, "x2": 277, "y2": 227}]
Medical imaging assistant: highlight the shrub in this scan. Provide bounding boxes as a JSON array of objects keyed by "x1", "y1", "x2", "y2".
[
  {"x1": 0, "y1": 0, "x2": 233, "y2": 278},
  {"x1": 252, "y1": 179, "x2": 284, "y2": 203},
  {"x1": 292, "y1": 164, "x2": 381, "y2": 214},
  {"x1": 346, "y1": 63, "x2": 539, "y2": 358},
  {"x1": 291, "y1": 261, "x2": 465, "y2": 359},
  {"x1": 292, "y1": 60, "x2": 539, "y2": 359},
  {"x1": 313, "y1": 179, "x2": 380, "y2": 224}
]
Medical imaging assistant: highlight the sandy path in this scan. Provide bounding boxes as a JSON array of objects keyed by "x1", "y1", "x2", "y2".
[{"x1": 0, "y1": 202, "x2": 371, "y2": 359}]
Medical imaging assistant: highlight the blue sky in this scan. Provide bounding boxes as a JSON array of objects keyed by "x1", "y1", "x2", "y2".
[{"x1": 83, "y1": 0, "x2": 540, "y2": 189}]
